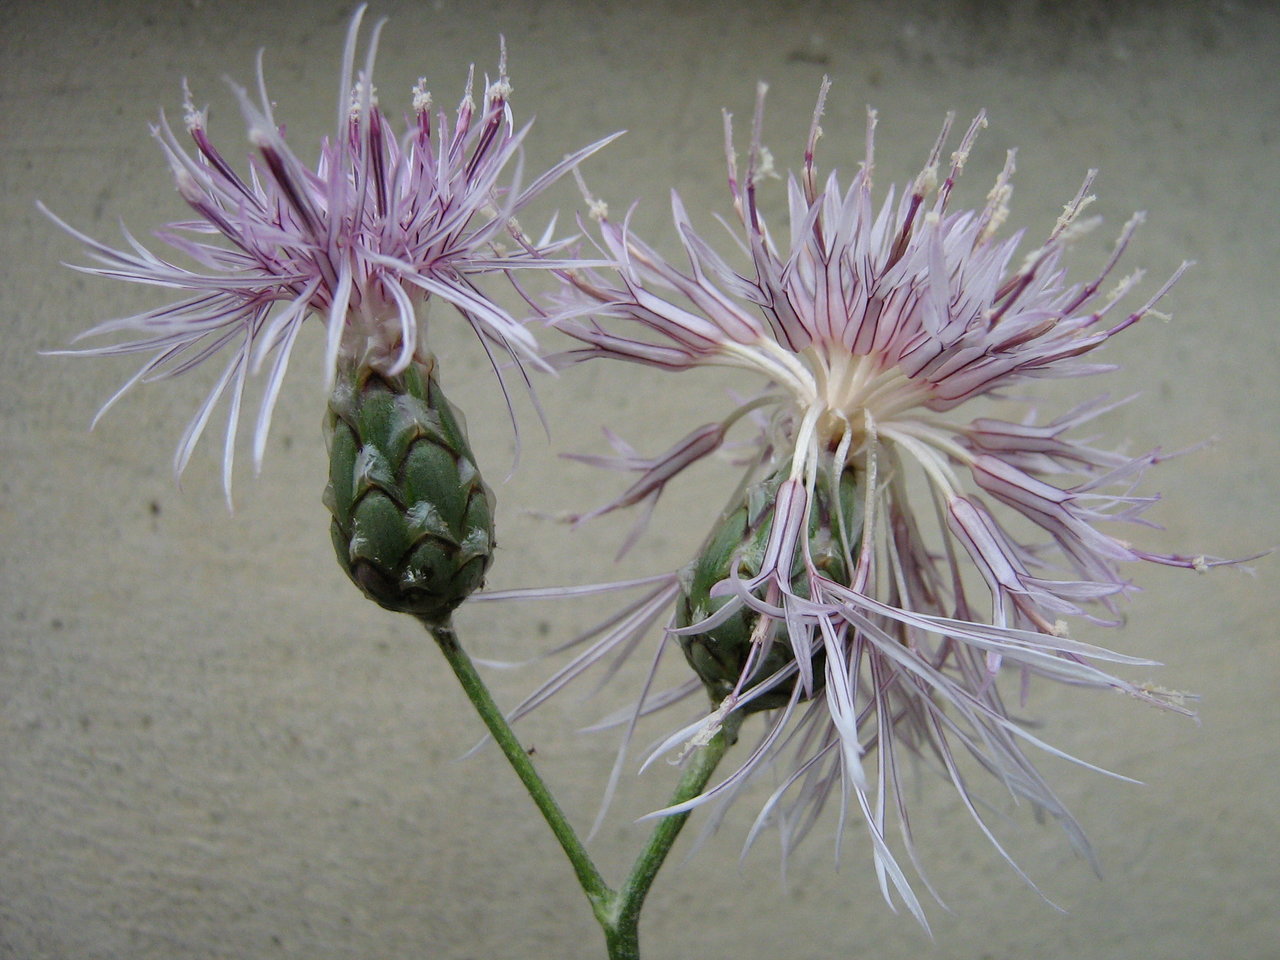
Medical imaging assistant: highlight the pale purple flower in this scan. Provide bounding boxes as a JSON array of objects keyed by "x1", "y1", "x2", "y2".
[
  {"x1": 502, "y1": 83, "x2": 1245, "y2": 926},
  {"x1": 45, "y1": 5, "x2": 614, "y2": 500}
]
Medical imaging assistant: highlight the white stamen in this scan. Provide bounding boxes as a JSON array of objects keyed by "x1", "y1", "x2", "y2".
[
  {"x1": 753, "y1": 146, "x2": 778, "y2": 184},
  {"x1": 914, "y1": 160, "x2": 938, "y2": 197},
  {"x1": 347, "y1": 80, "x2": 379, "y2": 120},
  {"x1": 181, "y1": 80, "x2": 205, "y2": 132},
  {"x1": 977, "y1": 149, "x2": 1016, "y2": 244},
  {"x1": 486, "y1": 77, "x2": 512, "y2": 101},
  {"x1": 1056, "y1": 191, "x2": 1096, "y2": 236},
  {"x1": 412, "y1": 79, "x2": 431, "y2": 113},
  {"x1": 949, "y1": 112, "x2": 986, "y2": 172}
]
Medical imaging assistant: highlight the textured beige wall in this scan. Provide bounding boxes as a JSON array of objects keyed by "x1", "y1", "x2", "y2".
[{"x1": 3, "y1": 1, "x2": 1277, "y2": 958}]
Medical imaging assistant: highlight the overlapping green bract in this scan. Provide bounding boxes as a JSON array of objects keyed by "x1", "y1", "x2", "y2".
[
  {"x1": 676, "y1": 466, "x2": 861, "y2": 713},
  {"x1": 324, "y1": 355, "x2": 495, "y2": 623}
]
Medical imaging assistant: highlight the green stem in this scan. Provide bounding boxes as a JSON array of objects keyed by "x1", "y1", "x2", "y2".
[
  {"x1": 603, "y1": 711, "x2": 743, "y2": 960},
  {"x1": 424, "y1": 616, "x2": 739, "y2": 959},
  {"x1": 423, "y1": 617, "x2": 612, "y2": 917}
]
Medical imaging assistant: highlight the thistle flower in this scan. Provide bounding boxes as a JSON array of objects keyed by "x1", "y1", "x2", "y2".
[
  {"x1": 509, "y1": 82, "x2": 1244, "y2": 925},
  {"x1": 44, "y1": 5, "x2": 614, "y2": 501}
]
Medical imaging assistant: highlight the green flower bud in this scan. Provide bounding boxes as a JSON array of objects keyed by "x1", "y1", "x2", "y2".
[
  {"x1": 323, "y1": 354, "x2": 495, "y2": 623},
  {"x1": 676, "y1": 465, "x2": 860, "y2": 712}
]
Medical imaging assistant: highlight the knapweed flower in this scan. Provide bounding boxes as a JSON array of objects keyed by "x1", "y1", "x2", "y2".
[
  {"x1": 513, "y1": 82, "x2": 1240, "y2": 926},
  {"x1": 44, "y1": 5, "x2": 613, "y2": 501}
]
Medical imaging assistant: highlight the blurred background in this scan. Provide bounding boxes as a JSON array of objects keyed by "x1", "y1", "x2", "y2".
[{"x1": 3, "y1": 1, "x2": 1277, "y2": 957}]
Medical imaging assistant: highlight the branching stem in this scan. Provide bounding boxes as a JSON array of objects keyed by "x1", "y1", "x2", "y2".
[{"x1": 422, "y1": 616, "x2": 739, "y2": 959}]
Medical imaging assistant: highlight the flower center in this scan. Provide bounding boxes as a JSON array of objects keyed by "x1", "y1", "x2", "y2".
[
  {"x1": 807, "y1": 346, "x2": 933, "y2": 460},
  {"x1": 339, "y1": 286, "x2": 429, "y2": 376}
]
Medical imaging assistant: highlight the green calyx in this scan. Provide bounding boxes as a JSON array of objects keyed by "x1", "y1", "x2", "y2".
[
  {"x1": 323, "y1": 354, "x2": 496, "y2": 624},
  {"x1": 675, "y1": 464, "x2": 861, "y2": 713}
]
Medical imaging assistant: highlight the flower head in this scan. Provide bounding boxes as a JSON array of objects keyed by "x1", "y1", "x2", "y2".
[
  {"x1": 45, "y1": 5, "x2": 614, "y2": 500},
  {"x1": 514, "y1": 82, "x2": 1242, "y2": 925}
]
